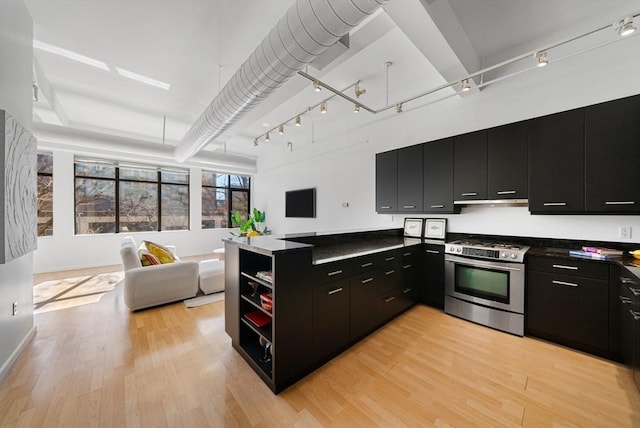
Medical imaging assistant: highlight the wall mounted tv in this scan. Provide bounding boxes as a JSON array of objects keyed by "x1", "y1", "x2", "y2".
[{"x1": 285, "y1": 188, "x2": 316, "y2": 218}]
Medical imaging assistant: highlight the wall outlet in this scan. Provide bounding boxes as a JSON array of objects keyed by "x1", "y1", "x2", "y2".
[
  {"x1": 12, "y1": 302, "x2": 17, "y2": 316},
  {"x1": 619, "y1": 226, "x2": 632, "y2": 239}
]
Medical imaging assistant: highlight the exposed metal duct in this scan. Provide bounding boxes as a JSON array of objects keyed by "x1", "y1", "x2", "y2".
[{"x1": 174, "y1": 0, "x2": 389, "y2": 162}]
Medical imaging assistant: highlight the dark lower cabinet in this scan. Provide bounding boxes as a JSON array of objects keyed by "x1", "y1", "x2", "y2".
[
  {"x1": 313, "y1": 278, "x2": 351, "y2": 362},
  {"x1": 350, "y1": 271, "x2": 383, "y2": 340},
  {"x1": 528, "y1": 108, "x2": 585, "y2": 213},
  {"x1": 527, "y1": 256, "x2": 609, "y2": 356},
  {"x1": 619, "y1": 267, "x2": 640, "y2": 393},
  {"x1": 423, "y1": 244, "x2": 445, "y2": 308}
]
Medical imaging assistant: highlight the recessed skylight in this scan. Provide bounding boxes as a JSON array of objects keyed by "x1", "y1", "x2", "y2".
[
  {"x1": 33, "y1": 40, "x2": 109, "y2": 71},
  {"x1": 115, "y1": 67, "x2": 171, "y2": 90}
]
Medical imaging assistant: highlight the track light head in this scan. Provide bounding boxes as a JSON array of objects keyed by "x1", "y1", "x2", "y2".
[
  {"x1": 278, "y1": 124, "x2": 284, "y2": 135},
  {"x1": 320, "y1": 100, "x2": 327, "y2": 114},
  {"x1": 461, "y1": 79, "x2": 471, "y2": 92},
  {"x1": 535, "y1": 51, "x2": 549, "y2": 67},
  {"x1": 314, "y1": 81, "x2": 322, "y2": 92},
  {"x1": 253, "y1": 138, "x2": 258, "y2": 147},
  {"x1": 353, "y1": 103, "x2": 360, "y2": 113},
  {"x1": 617, "y1": 16, "x2": 637, "y2": 36},
  {"x1": 265, "y1": 132, "x2": 270, "y2": 142},
  {"x1": 295, "y1": 115, "x2": 301, "y2": 126},
  {"x1": 396, "y1": 103, "x2": 403, "y2": 113},
  {"x1": 355, "y1": 82, "x2": 367, "y2": 98}
]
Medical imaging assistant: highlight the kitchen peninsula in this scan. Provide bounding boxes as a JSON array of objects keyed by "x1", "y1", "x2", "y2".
[{"x1": 223, "y1": 229, "x2": 425, "y2": 393}]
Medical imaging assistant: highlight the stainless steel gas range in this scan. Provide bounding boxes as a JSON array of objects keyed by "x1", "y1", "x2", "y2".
[{"x1": 444, "y1": 239, "x2": 530, "y2": 336}]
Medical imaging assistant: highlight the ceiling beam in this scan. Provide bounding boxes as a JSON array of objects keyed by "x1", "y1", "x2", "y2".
[{"x1": 33, "y1": 57, "x2": 70, "y2": 126}]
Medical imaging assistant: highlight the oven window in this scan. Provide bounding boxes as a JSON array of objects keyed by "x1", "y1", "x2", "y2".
[{"x1": 455, "y1": 264, "x2": 510, "y2": 304}]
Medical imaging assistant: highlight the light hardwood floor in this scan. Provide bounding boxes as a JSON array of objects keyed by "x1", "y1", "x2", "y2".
[{"x1": 2, "y1": 265, "x2": 639, "y2": 427}]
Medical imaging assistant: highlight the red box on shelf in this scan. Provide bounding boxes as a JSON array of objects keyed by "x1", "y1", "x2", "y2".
[
  {"x1": 244, "y1": 310, "x2": 271, "y2": 328},
  {"x1": 260, "y1": 292, "x2": 273, "y2": 312}
]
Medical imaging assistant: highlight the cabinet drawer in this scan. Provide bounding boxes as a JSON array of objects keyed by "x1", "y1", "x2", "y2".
[
  {"x1": 527, "y1": 255, "x2": 609, "y2": 280},
  {"x1": 313, "y1": 260, "x2": 353, "y2": 284},
  {"x1": 352, "y1": 254, "x2": 381, "y2": 273}
]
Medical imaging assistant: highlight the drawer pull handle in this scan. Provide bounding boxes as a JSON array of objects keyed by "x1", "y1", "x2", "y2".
[
  {"x1": 630, "y1": 310, "x2": 640, "y2": 321},
  {"x1": 385, "y1": 257, "x2": 395, "y2": 261},
  {"x1": 403, "y1": 252, "x2": 412, "y2": 257},
  {"x1": 497, "y1": 190, "x2": 516, "y2": 195},
  {"x1": 552, "y1": 264, "x2": 578, "y2": 270},
  {"x1": 553, "y1": 280, "x2": 578, "y2": 287},
  {"x1": 621, "y1": 277, "x2": 638, "y2": 285},
  {"x1": 403, "y1": 205, "x2": 416, "y2": 209},
  {"x1": 620, "y1": 296, "x2": 634, "y2": 304},
  {"x1": 425, "y1": 249, "x2": 440, "y2": 254},
  {"x1": 327, "y1": 270, "x2": 343, "y2": 276},
  {"x1": 630, "y1": 287, "x2": 640, "y2": 297},
  {"x1": 385, "y1": 270, "x2": 395, "y2": 275},
  {"x1": 430, "y1": 204, "x2": 444, "y2": 208},
  {"x1": 461, "y1": 192, "x2": 478, "y2": 197},
  {"x1": 380, "y1": 206, "x2": 391, "y2": 209},
  {"x1": 361, "y1": 262, "x2": 373, "y2": 268},
  {"x1": 543, "y1": 202, "x2": 567, "y2": 206},
  {"x1": 403, "y1": 288, "x2": 411, "y2": 294},
  {"x1": 403, "y1": 264, "x2": 412, "y2": 269},
  {"x1": 605, "y1": 201, "x2": 635, "y2": 205},
  {"x1": 361, "y1": 278, "x2": 374, "y2": 284},
  {"x1": 384, "y1": 296, "x2": 396, "y2": 303},
  {"x1": 328, "y1": 287, "x2": 344, "y2": 295}
]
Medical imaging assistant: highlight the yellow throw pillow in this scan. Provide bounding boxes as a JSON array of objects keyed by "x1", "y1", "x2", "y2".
[{"x1": 143, "y1": 240, "x2": 176, "y2": 264}]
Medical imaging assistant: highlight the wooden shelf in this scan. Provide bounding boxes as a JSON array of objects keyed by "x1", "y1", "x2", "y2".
[
  {"x1": 241, "y1": 292, "x2": 273, "y2": 317},
  {"x1": 241, "y1": 271, "x2": 273, "y2": 289},
  {"x1": 241, "y1": 316, "x2": 272, "y2": 343}
]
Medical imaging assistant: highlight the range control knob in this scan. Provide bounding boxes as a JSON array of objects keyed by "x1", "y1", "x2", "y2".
[
  {"x1": 501, "y1": 252, "x2": 508, "y2": 258},
  {"x1": 456, "y1": 247, "x2": 462, "y2": 253},
  {"x1": 510, "y1": 253, "x2": 518, "y2": 260}
]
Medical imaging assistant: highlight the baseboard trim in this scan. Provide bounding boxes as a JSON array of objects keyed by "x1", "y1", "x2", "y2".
[{"x1": 0, "y1": 325, "x2": 37, "y2": 383}]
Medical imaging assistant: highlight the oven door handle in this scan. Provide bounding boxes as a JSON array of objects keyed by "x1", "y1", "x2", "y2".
[{"x1": 445, "y1": 255, "x2": 523, "y2": 271}]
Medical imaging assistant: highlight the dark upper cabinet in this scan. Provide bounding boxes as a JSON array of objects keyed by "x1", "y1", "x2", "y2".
[
  {"x1": 487, "y1": 121, "x2": 528, "y2": 199},
  {"x1": 375, "y1": 150, "x2": 397, "y2": 212},
  {"x1": 423, "y1": 138, "x2": 458, "y2": 213},
  {"x1": 585, "y1": 94, "x2": 640, "y2": 213},
  {"x1": 397, "y1": 145, "x2": 423, "y2": 212},
  {"x1": 454, "y1": 130, "x2": 488, "y2": 201},
  {"x1": 528, "y1": 108, "x2": 585, "y2": 213}
]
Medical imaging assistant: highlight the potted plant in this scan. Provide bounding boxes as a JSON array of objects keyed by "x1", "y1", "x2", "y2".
[{"x1": 231, "y1": 208, "x2": 269, "y2": 237}]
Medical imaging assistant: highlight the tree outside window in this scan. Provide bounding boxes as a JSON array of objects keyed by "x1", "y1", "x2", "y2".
[
  {"x1": 37, "y1": 153, "x2": 53, "y2": 236},
  {"x1": 202, "y1": 172, "x2": 250, "y2": 229}
]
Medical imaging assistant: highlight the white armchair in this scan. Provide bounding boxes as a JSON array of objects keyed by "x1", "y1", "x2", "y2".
[{"x1": 120, "y1": 236, "x2": 199, "y2": 310}]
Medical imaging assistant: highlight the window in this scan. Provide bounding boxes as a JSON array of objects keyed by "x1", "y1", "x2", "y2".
[
  {"x1": 74, "y1": 159, "x2": 189, "y2": 234},
  {"x1": 202, "y1": 172, "x2": 250, "y2": 229},
  {"x1": 37, "y1": 153, "x2": 53, "y2": 236}
]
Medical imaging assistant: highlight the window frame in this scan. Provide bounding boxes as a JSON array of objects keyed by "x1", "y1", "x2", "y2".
[
  {"x1": 36, "y1": 152, "x2": 54, "y2": 237},
  {"x1": 201, "y1": 172, "x2": 251, "y2": 229}
]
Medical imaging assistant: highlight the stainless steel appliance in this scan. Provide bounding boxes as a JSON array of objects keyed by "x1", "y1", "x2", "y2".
[{"x1": 444, "y1": 239, "x2": 530, "y2": 336}]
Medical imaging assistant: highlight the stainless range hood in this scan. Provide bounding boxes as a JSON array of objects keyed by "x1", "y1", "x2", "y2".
[{"x1": 454, "y1": 199, "x2": 529, "y2": 206}]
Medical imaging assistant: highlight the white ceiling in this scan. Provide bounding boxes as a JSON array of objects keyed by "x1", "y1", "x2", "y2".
[{"x1": 25, "y1": 0, "x2": 640, "y2": 163}]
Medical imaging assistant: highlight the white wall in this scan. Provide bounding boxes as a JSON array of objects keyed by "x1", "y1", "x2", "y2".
[
  {"x1": 254, "y1": 36, "x2": 640, "y2": 245},
  {"x1": 33, "y1": 151, "x2": 237, "y2": 273},
  {"x1": 0, "y1": 0, "x2": 35, "y2": 380}
]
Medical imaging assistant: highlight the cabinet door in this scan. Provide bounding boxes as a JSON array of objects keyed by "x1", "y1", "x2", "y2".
[
  {"x1": 313, "y1": 279, "x2": 351, "y2": 361},
  {"x1": 487, "y1": 121, "x2": 528, "y2": 199},
  {"x1": 454, "y1": 130, "x2": 488, "y2": 201},
  {"x1": 376, "y1": 151, "x2": 397, "y2": 212},
  {"x1": 350, "y1": 271, "x2": 382, "y2": 340},
  {"x1": 423, "y1": 138, "x2": 458, "y2": 213},
  {"x1": 528, "y1": 109, "x2": 585, "y2": 213},
  {"x1": 397, "y1": 145, "x2": 423, "y2": 212},
  {"x1": 585, "y1": 94, "x2": 640, "y2": 212},
  {"x1": 527, "y1": 271, "x2": 608, "y2": 352},
  {"x1": 423, "y1": 244, "x2": 445, "y2": 308}
]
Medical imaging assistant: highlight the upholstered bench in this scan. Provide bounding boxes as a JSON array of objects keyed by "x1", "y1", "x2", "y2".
[{"x1": 199, "y1": 259, "x2": 225, "y2": 294}]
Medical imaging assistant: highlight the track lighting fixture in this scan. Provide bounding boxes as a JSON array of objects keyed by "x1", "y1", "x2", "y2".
[
  {"x1": 617, "y1": 16, "x2": 637, "y2": 36},
  {"x1": 314, "y1": 81, "x2": 322, "y2": 92},
  {"x1": 265, "y1": 132, "x2": 270, "y2": 142},
  {"x1": 396, "y1": 103, "x2": 403, "y2": 113},
  {"x1": 461, "y1": 79, "x2": 471, "y2": 92},
  {"x1": 32, "y1": 82, "x2": 39, "y2": 102},
  {"x1": 278, "y1": 124, "x2": 284, "y2": 135},
  {"x1": 355, "y1": 82, "x2": 366, "y2": 98},
  {"x1": 320, "y1": 100, "x2": 328, "y2": 114},
  {"x1": 535, "y1": 51, "x2": 549, "y2": 67},
  {"x1": 253, "y1": 138, "x2": 258, "y2": 146},
  {"x1": 294, "y1": 115, "x2": 301, "y2": 126},
  {"x1": 353, "y1": 103, "x2": 360, "y2": 113}
]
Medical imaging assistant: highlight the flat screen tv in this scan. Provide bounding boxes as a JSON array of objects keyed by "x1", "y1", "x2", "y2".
[{"x1": 285, "y1": 188, "x2": 316, "y2": 218}]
